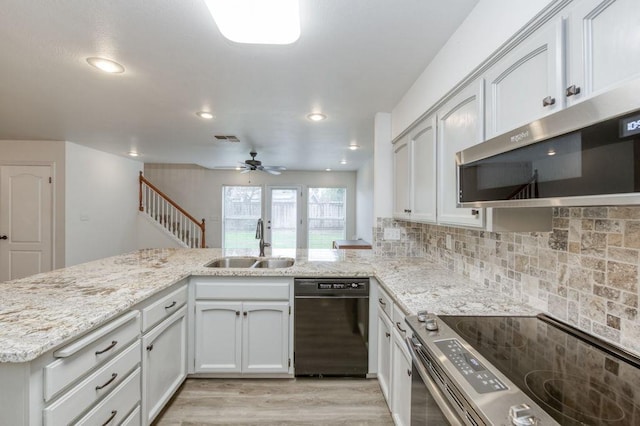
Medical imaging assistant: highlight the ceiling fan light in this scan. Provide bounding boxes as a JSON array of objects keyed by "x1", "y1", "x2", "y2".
[{"x1": 203, "y1": 0, "x2": 300, "y2": 45}]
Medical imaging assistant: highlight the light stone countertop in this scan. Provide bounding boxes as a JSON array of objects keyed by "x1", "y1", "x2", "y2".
[{"x1": 0, "y1": 248, "x2": 534, "y2": 363}]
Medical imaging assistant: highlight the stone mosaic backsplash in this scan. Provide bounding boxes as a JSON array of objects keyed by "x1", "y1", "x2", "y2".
[{"x1": 374, "y1": 207, "x2": 640, "y2": 356}]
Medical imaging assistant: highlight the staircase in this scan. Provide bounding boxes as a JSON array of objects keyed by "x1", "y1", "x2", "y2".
[{"x1": 138, "y1": 172, "x2": 206, "y2": 248}]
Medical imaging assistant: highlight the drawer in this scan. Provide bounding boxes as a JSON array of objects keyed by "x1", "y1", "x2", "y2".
[
  {"x1": 43, "y1": 340, "x2": 141, "y2": 426},
  {"x1": 142, "y1": 283, "x2": 188, "y2": 332},
  {"x1": 44, "y1": 311, "x2": 140, "y2": 401},
  {"x1": 74, "y1": 367, "x2": 141, "y2": 426},
  {"x1": 392, "y1": 303, "x2": 409, "y2": 339},
  {"x1": 121, "y1": 404, "x2": 141, "y2": 426},
  {"x1": 195, "y1": 278, "x2": 290, "y2": 300},
  {"x1": 377, "y1": 286, "x2": 393, "y2": 319}
]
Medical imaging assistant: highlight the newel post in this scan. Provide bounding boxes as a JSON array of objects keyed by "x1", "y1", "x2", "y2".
[{"x1": 138, "y1": 171, "x2": 144, "y2": 212}]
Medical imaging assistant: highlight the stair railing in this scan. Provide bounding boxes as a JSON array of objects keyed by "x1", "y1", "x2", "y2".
[{"x1": 139, "y1": 172, "x2": 206, "y2": 248}]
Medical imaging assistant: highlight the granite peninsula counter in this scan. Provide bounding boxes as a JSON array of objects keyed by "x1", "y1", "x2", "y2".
[{"x1": 0, "y1": 248, "x2": 534, "y2": 363}]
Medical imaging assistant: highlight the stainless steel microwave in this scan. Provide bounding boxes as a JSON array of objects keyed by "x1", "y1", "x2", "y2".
[{"x1": 456, "y1": 79, "x2": 640, "y2": 207}]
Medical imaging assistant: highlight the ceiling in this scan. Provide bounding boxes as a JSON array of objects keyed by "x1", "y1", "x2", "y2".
[{"x1": 0, "y1": 0, "x2": 478, "y2": 171}]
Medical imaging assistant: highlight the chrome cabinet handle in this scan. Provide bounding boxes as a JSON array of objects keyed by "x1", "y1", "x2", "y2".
[
  {"x1": 101, "y1": 410, "x2": 117, "y2": 426},
  {"x1": 565, "y1": 85, "x2": 581, "y2": 97},
  {"x1": 396, "y1": 322, "x2": 407, "y2": 334},
  {"x1": 164, "y1": 301, "x2": 177, "y2": 309},
  {"x1": 542, "y1": 96, "x2": 556, "y2": 107},
  {"x1": 95, "y1": 373, "x2": 118, "y2": 390},
  {"x1": 95, "y1": 340, "x2": 117, "y2": 355}
]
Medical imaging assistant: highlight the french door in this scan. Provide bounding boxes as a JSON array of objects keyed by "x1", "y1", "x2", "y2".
[{"x1": 265, "y1": 186, "x2": 303, "y2": 252}]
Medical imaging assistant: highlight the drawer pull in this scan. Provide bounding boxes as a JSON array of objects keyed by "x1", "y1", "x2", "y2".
[
  {"x1": 146, "y1": 344, "x2": 154, "y2": 351},
  {"x1": 95, "y1": 340, "x2": 118, "y2": 355},
  {"x1": 236, "y1": 311, "x2": 240, "y2": 316},
  {"x1": 243, "y1": 311, "x2": 247, "y2": 316},
  {"x1": 542, "y1": 95, "x2": 556, "y2": 107},
  {"x1": 378, "y1": 298, "x2": 386, "y2": 307},
  {"x1": 102, "y1": 410, "x2": 117, "y2": 426},
  {"x1": 396, "y1": 322, "x2": 407, "y2": 334},
  {"x1": 566, "y1": 84, "x2": 581, "y2": 97},
  {"x1": 95, "y1": 373, "x2": 118, "y2": 391},
  {"x1": 164, "y1": 301, "x2": 177, "y2": 309}
]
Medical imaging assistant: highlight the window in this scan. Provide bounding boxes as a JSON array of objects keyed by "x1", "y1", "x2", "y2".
[
  {"x1": 222, "y1": 186, "x2": 262, "y2": 249},
  {"x1": 307, "y1": 187, "x2": 346, "y2": 249}
]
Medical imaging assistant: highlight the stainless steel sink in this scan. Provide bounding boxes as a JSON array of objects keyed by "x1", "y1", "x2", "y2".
[
  {"x1": 205, "y1": 256, "x2": 294, "y2": 269},
  {"x1": 205, "y1": 257, "x2": 259, "y2": 268},
  {"x1": 252, "y1": 258, "x2": 295, "y2": 269}
]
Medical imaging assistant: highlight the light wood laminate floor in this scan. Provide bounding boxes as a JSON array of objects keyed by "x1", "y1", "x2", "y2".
[{"x1": 153, "y1": 378, "x2": 394, "y2": 425}]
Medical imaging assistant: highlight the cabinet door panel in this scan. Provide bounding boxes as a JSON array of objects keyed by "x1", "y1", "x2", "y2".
[
  {"x1": 377, "y1": 309, "x2": 393, "y2": 403},
  {"x1": 567, "y1": 0, "x2": 640, "y2": 105},
  {"x1": 393, "y1": 136, "x2": 410, "y2": 219},
  {"x1": 485, "y1": 21, "x2": 562, "y2": 137},
  {"x1": 410, "y1": 115, "x2": 437, "y2": 223},
  {"x1": 242, "y1": 302, "x2": 289, "y2": 373},
  {"x1": 437, "y1": 81, "x2": 484, "y2": 227},
  {"x1": 391, "y1": 330, "x2": 412, "y2": 426},
  {"x1": 142, "y1": 305, "x2": 187, "y2": 424},
  {"x1": 194, "y1": 301, "x2": 242, "y2": 373}
]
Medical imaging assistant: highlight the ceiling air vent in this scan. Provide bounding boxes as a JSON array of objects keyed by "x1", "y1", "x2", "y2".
[{"x1": 214, "y1": 135, "x2": 240, "y2": 142}]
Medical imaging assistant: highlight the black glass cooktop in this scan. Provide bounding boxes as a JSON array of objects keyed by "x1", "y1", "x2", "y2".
[{"x1": 439, "y1": 315, "x2": 640, "y2": 426}]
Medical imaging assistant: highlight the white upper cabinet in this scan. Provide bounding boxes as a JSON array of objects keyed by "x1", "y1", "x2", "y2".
[
  {"x1": 392, "y1": 135, "x2": 411, "y2": 220},
  {"x1": 566, "y1": 0, "x2": 640, "y2": 106},
  {"x1": 437, "y1": 81, "x2": 484, "y2": 228},
  {"x1": 485, "y1": 19, "x2": 563, "y2": 138},
  {"x1": 409, "y1": 115, "x2": 437, "y2": 223},
  {"x1": 392, "y1": 115, "x2": 437, "y2": 223}
]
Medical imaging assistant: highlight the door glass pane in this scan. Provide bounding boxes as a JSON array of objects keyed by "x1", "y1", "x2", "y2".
[
  {"x1": 223, "y1": 186, "x2": 262, "y2": 249},
  {"x1": 270, "y1": 188, "x2": 298, "y2": 250},
  {"x1": 308, "y1": 188, "x2": 346, "y2": 249}
]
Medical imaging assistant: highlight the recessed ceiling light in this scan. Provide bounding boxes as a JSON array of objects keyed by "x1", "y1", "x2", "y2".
[
  {"x1": 547, "y1": 149, "x2": 556, "y2": 156},
  {"x1": 196, "y1": 111, "x2": 215, "y2": 120},
  {"x1": 307, "y1": 113, "x2": 327, "y2": 122},
  {"x1": 128, "y1": 151, "x2": 139, "y2": 157},
  {"x1": 86, "y1": 57, "x2": 125, "y2": 73},
  {"x1": 325, "y1": 168, "x2": 332, "y2": 172},
  {"x1": 340, "y1": 160, "x2": 347, "y2": 165},
  {"x1": 203, "y1": 0, "x2": 300, "y2": 45},
  {"x1": 349, "y1": 144, "x2": 360, "y2": 151}
]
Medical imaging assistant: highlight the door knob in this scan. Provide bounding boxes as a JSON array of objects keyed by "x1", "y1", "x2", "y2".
[{"x1": 0, "y1": 235, "x2": 7, "y2": 240}]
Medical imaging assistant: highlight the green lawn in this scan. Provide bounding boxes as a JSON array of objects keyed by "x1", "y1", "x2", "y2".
[{"x1": 224, "y1": 230, "x2": 344, "y2": 249}]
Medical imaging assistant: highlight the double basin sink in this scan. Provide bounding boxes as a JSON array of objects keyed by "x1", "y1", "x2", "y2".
[{"x1": 205, "y1": 256, "x2": 295, "y2": 269}]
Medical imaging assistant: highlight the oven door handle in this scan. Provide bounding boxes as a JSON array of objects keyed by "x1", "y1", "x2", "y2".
[{"x1": 405, "y1": 337, "x2": 464, "y2": 426}]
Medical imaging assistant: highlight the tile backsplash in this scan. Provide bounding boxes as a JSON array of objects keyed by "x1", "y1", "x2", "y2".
[{"x1": 374, "y1": 207, "x2": 640, "y2": 356}]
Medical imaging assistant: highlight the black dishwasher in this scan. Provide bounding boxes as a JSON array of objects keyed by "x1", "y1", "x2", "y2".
[{"x1": 294, "y1": 277, "x2": 369, "y2": 377}]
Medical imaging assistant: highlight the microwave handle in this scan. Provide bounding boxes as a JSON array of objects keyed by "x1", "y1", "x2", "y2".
[{"x1": 405, "y1": 337, "x2": 464, "y2": 426}]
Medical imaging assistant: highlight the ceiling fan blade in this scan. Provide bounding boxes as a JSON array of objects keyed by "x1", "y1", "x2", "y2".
[
  {"x1": 265, "y1": 169, "x2": 282, "y2": 175},
  {"x1": 240, "y1": 169, "x2": 251, "y2": 174},
  {"x1": 262, "y1": 165, "x2": 286, "y2": 170}
]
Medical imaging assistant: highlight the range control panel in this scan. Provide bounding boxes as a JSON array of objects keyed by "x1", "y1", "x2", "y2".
[{"x1": 435, "y1": 339, "x2": 507, "y2": 394}]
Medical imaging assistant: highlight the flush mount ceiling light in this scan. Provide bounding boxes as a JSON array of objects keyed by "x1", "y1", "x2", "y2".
[
  {"x1": 325, "y1": 168, "x2": 332, "y2": 172},
  {"x1": 349, "y1": 144, "x2": 360, "y2": 151},
  {"x1": 203, "y1": 0, "x2": 300, "y2": 45},
  {"x1": 128, "y1": 151, "x2": 139, "y2": 157},
  {"x1": 86, "y1": 57, "x2": 125, "y2": 73},
  {"x1": 307, "y1": 113, "x2": 326, "y2": 122},
  {"x1": 547, "y1": 149, "x2": 556, "y2": 156},
  {"x1": 340, "y1": 160, "x2": 347, "y2": 165},
  {"x1": 196, "y1": 111, "x2": 215, "y2": 120}
]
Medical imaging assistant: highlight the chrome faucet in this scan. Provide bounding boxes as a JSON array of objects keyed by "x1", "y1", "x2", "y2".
[{"x1": 255, "y1": 218, "x2": 271, "y2": 257}]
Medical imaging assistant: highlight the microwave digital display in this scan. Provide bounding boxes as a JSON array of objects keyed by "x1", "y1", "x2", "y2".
[{"x1": 620, "y1": 113, "x2": 640, "y2": 138}]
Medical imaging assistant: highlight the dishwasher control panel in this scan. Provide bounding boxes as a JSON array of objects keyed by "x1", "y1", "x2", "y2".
[
  {"x1": 294, "y1": 278, "x2": 369, "y2": 297},
  {"x1": 318, "y1": 282, "x2": 365, "y2": 290}
]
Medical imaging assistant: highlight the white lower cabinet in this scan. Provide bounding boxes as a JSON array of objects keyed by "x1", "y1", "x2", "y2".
[
  {"x1": 142, "y1": 305, "x2": 188, "y2": 424},
  {"x1": 391, "y1": 328, "x2": 412, "y2": 426},
  {"x1": 195, "y1": 300, "x2": 290, "y2": 374},
  {"x1": 377, "y1": 307, "x2": 393, "y2": 402}
]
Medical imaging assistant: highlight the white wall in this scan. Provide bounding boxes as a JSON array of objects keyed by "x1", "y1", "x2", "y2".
[
  {"x1": 0, "y1": 140, "x2": 66, "y2": 269},
  {"x1": 143, "y1": 164, "x2": 357, "y2": 248},
  {"x1": 356, "y1": 158, "x2": 374, "y2": 242},
  {"x1": 65, "y1": 142, "x2": 143, "y2": 266},
  {"x1": 391, "y1": 0, "x2": 554, "y2": 138}
]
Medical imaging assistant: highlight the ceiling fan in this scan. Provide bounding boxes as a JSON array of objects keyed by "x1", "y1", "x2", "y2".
[{"x1": 238, "y1": 151, "x2": 286, "y2": 175}]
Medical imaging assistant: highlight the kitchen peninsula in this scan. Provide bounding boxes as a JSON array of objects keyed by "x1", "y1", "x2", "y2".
[{"x1": 0, "y1": 248, "x2": 533, "y2": 425}]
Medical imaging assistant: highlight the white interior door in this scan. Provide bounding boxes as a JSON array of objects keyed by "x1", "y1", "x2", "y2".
[
  {"x1": 266, "y1": 186, "x2": 302, "y2": 252},
  {"x1": 0, "y1": 165, "x2": 53, "y2": 282}
]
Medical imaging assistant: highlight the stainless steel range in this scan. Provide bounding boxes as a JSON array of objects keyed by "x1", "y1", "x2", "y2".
[{"x1": 406, "y1": 314, "x2": 640, "y2": 425}]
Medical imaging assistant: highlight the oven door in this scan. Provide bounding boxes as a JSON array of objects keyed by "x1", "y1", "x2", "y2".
[{"x1": 406, "y1": 337, "x2": 463, "y2": 426}]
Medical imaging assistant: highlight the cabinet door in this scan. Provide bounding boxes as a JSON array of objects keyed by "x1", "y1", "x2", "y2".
[
  {"x1": 377, "y1": 308, "x2": 393, "y2": 403},
  {"x1": 242, "y1": 302, "x2": 289, "y2": 373},
  {"x1": 485, "y1": 20, "x2": 563, "y2": 138},
  {"x1": 194, "y1": 301, "x2": 242, "y2": 373},
  {"x1": 566, "y1": 0, "x2": 640, "y2": 106},
  {"x1": 393, "y1": 135, "x2": 411, "y2": 220},
  {"x1": 437, "y1": 81, "x2": 484, "y2": 227},
  {"x1": 410, "y1": 114, "x2": 437, "y2": 223},
  {"x1": 391, "y1": 330, "x2": 412, "y2": 426},
  {"x1": 142, "y1": 305, "x2": 187, "y2": 424}
]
